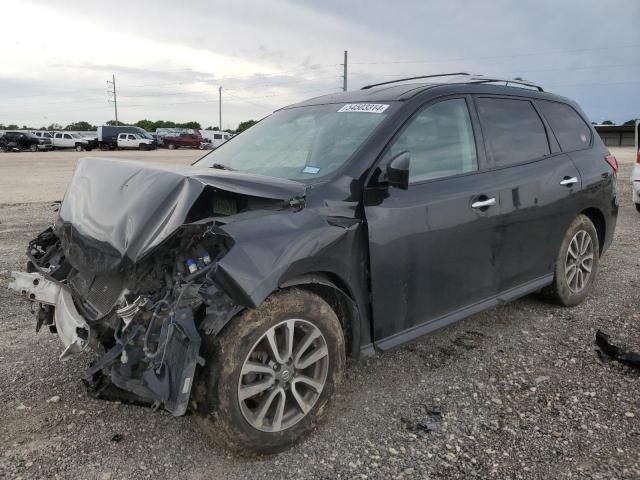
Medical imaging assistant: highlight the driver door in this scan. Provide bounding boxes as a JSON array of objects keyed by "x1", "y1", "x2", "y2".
[{"x1": 365, "y1": 97, "x2": 501, "y2": 348}]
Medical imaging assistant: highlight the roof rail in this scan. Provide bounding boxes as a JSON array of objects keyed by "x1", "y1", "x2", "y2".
[
  {"x1": 360, "y1": 72, "x2": 544, "y2": 92},
  {"x1": 459, "y1": 74, "x2": 544, "y2": 92},
  {"x1": 360, "y1": 73, "x2": 471, "y2": 90}
]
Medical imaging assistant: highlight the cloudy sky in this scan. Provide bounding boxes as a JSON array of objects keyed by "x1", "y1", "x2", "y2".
[{"x1": 1, "y1": 0, "x2": 639, "y2": 129}]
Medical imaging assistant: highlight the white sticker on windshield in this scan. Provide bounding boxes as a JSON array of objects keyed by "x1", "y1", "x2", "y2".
[
  {"x1": 338, "y1": 103, "x2": 389, "y2": 114},
  {"x1": 302, "y1": 166, "x2": 321, "y2": 174}
]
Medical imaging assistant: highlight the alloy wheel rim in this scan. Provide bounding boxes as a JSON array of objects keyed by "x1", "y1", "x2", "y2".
[
  {"x1": 238, "y1": 318, "x2": 329, "y2": 433},
  {"x1": 565, "y1": 230, "x2": 594, "y2": 293}
]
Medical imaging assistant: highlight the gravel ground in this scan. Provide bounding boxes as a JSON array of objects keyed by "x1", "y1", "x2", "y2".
[{"x1": 0, "y1": 148, "x2": 638, "y2": 479}]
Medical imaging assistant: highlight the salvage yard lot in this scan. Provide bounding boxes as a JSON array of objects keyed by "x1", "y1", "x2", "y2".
[{"x1": 0, "y1": 148, "x2": 638, "y2": 479}]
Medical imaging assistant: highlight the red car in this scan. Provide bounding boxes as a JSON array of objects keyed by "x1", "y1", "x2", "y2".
[{"x1": 162, "y1": 133, "x2": 203, "y2": 149}]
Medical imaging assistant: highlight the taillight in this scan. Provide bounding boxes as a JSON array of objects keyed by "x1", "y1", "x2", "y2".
[
  {"x1": 636, "y1": 150, "x2": 640, "y2": 164},
  {"x1": 605, "y1": 155, "x2": 618, "y2": 174}
]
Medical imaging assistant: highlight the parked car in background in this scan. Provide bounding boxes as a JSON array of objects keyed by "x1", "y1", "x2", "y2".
[
  {"x1": 97, "y1": 126, "x2": 156, "y2": 150},
  {"x1": 161, "y1": 132, "x2": 204, "y2": 149},
  {"x1": 1, "y1": 131, "x2": 52, "y2": 152},
  {"x1": 8, "y1": 74, "x2": 619, "y2": 454},
  {"x1": 52, "y1": 132, "x2": 93, "y2": 151},
  {"x1": 632, "y1": 120, "x2": 640, "y2": 213},
  {"x1": 31, "y1": 131, "x2": 54, "y2": 141},
  {"x1": 116, "y1": 133, "x2": 155, "y2": 150},
  {"x1": 201, "y1": 130, "x2": 234, "y2": 148}
]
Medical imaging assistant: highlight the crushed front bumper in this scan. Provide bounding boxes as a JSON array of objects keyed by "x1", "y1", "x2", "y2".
[{"x1": 8, "y1": 271, "x2": 91, "y2": 360}]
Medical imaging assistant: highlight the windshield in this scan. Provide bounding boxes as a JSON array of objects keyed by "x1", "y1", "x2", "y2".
[
  {"x1": 195, "y1": 103, "x2": 391, "y2": 181},
  {"x1": 71, "y1": 133, "x2": 81, "y2": 138}
]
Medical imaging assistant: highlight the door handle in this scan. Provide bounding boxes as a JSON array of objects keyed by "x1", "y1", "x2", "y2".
[
  {"x1": 471, "y1": 197, "x2": 496, "y2": 209},
  {"x1": 560, "y1": 176, "x2": 578, "y2": 186}
]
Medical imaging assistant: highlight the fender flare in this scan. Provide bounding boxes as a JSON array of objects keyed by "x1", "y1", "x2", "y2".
[{"x1": 280, "y1": 273, "x2": 361, "y2": 357}]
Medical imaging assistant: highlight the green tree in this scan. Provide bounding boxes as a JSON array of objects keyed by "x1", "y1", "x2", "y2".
[
  {"x1": 237, "y1": 120, "x2": 258, "y2": 133},
  {"x1": 601, "y1": 120, "x2": 614, "y2": 125},
  {"x1": 65, "y1": 121, "x2": 96, "y2": 131},
  {"x1": 106, "y1": 120, "x2": 127, "y2": 126},
  {"x1": 47, "y1": 123, "x2": 63, "y2": 130},
  {"x1": 623, "y1": 119, "x2": 638, "y2": 125},
  {"x1": 7, "y1": 124, "x2": 20, "y2": 130},
  {"x1": 134, "y1": 119, "x2": 156, "y2": 132}
]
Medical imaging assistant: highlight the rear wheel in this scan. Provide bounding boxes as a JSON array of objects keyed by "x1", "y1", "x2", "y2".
[
  {"x1": 635, "y1": 203, "x2": 640, "y2": 214},
  {"x1": 196, "y1": 288, "x2": 345, "y2": 454},
  {"x1": 546, "y1": 214, "x2": 599, "y2": 306},
  {"x1": 75, "y1": 144, "x2": 84, "y2": 152},
  {"x1": 29, "y1": 144, "x2": 38, "y2": 152},
  {"x1": 168, "y1": 143, "x2": 176, "y2": 150}
]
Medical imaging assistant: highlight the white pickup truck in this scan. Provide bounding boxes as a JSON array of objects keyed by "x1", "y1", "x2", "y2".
[
  {"x1": 52, "y1": 132, "x2": 93, "y2": 151},
  {"x1": 116, "y1": 133, "x2": 155, "y2": 150}
]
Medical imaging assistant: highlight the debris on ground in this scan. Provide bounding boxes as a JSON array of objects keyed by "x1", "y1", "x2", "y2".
[
  {"x1": 402, "y1": 405, "x2": 443, "y2": 434},
  {"x1": 595, "y1": 330, "x2": 640, "y2": 369}
]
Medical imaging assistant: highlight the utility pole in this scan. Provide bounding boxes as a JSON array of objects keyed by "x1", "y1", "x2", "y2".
[
  {"x1": 341, "y1": 50, "x2": 348, "y2": 92},
  {"x1": 219, "y1": 86, "x2": 222, "y2": 131},
  {"x1": 107, "y1": 74, "x2": 118, "y2": 124}
]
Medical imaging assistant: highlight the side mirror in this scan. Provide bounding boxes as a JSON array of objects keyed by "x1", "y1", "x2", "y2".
[{"x1": 386, "y1": 151, "x2": 410, "y2": 190}]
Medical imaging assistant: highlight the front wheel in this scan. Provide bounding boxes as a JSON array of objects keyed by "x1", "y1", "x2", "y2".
[
  {"x1": 75, "y1": 144, "x2": 84, "y2": 152},
  {"x1": 196, "y1": 288, "x2": 345, "y2": 454},
  {"x1": 546, "y1": 214, "x2": 599, "y2": 306},
  {"x1": 29, "y1": 144, "x2": 38, "y2": 152},
  {"x1": 168, "y1": 143, "x2": 176, "y2": 150}
]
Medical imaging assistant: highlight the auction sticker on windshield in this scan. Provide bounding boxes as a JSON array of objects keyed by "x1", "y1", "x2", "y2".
[{"x1": 338, "y1": 103, "x2": 389, "y2": 114}]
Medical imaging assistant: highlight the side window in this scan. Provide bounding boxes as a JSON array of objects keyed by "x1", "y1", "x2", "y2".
[
  {"x1": 128, "y1": 134, "x2": 136, "y2": 140},
  {"x1": 476, "y1": 98, "x2": 550, "y2": 167},
  {"x1": 214, "y1": 133, "x2": 223, "y2": 140},
  {"x1": 537, "y1": 100, "x2": 592, "y2": 151},
  {"x1": 55, "y1": 133, "x2": 62, "y2": 139},
  {"x1": 388, "y1": 98, "x2": 478, "y2": 183},
  {"x1": 63, "y1": 134, "x2": 72, "y2": 139}
]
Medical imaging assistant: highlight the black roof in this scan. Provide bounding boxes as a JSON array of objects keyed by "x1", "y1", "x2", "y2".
[{"x1": 284, "y1": 81, "x2": 573, "y2": 110}]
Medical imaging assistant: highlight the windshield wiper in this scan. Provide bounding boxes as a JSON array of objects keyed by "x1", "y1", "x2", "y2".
[{"x1": 210, "y1": 163, "x2": 235, "y2": 171}]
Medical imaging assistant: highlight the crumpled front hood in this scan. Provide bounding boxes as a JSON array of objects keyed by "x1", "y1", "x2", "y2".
[{"x1": 55, "y1": 157, "x2": 306, "y2": 273}]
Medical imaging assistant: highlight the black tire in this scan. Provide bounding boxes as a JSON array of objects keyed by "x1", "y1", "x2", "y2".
[
  {"x1": 195, "y1": 288, "x2": 345, "y2": 454},
  {"x1": 168, "y1": 143, "x2": 176, "y2": 150},
  {"x1": 635, "y1": 203, "x2": 640, "y2": 214},
  {"x1": 75, "y1": 144, "x2": 84, "y2": 152},
  {"x1": 546, "y1": 214, "x2": 599, "y2": 306},
  {"x1": 138, "y1": 143, "x2": 146, "y2": 151},
  {"x1": 29, "y1": 144, "x2": 38, "y2": 152}
]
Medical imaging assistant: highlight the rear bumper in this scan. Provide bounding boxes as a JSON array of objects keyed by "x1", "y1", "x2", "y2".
[{"x1": 8, "y1": 271, "x2": 91, "y2": 360}]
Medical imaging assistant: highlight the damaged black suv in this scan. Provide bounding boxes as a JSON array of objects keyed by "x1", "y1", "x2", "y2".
[{"x1": 9, "y1": 74, "x2": 618, "y2": 453}]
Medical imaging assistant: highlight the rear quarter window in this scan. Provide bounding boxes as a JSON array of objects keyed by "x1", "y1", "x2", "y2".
[
  {"x1": 537, "y1": 100, "x2": 592, "y2": 151},
  {"x1": 476, "y1": 97, "x2": 550, "y2": 167}
]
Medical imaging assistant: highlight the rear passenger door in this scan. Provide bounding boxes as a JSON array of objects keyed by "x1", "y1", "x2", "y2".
[{"x1": 474, "y1": 96, "x2": 583, "y2": 292}]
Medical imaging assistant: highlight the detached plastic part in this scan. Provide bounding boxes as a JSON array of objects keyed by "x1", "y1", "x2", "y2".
[
  {"x1": 143, "y1": 307, "x2": 204, "y2": 416},
  {"x1": 595, "y1": 330, "x2": 640, "y2": 369}
]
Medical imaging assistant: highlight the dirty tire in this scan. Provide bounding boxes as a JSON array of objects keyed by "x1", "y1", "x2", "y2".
[
  {"x1": 546, "y1": 214, "x2": 599, "y2": 307},
  {"x1": 75, "y1": 144, "x2": 84, "y2": 152},
  {"x1": 196, "y1": 288, "x2": 345, "y2": 454},
  {"x1": 168, "y1": 143, "x2": 176, "y2": 150}
]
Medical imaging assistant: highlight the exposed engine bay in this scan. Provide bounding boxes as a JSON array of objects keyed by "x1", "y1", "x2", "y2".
[{"x1": 9, "y1": 157, "x2": 311, "y2": 416}]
